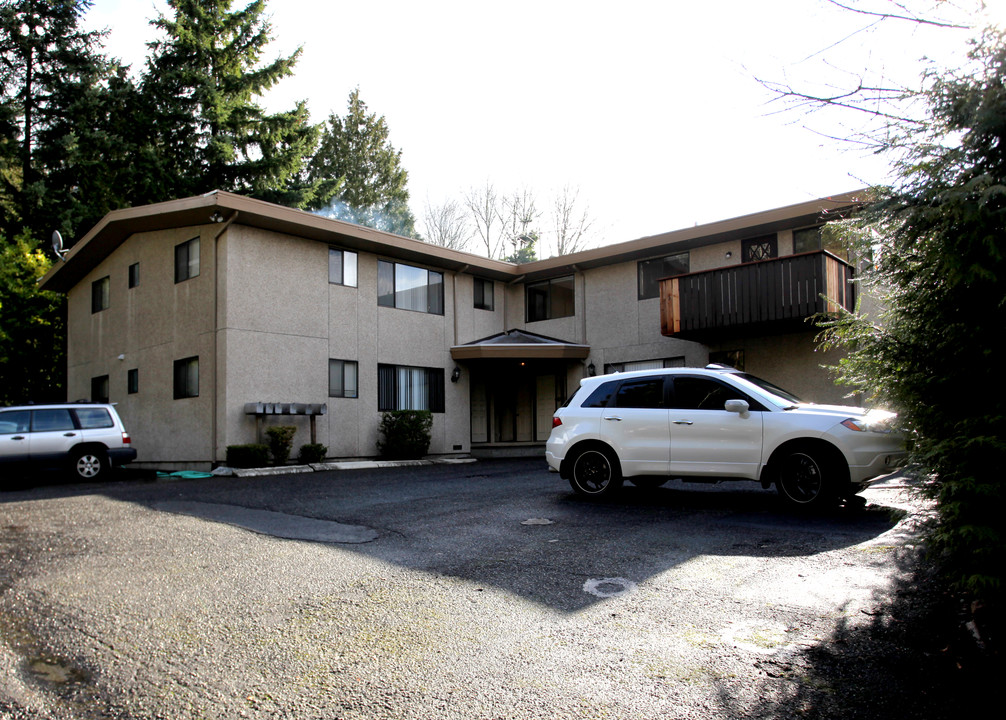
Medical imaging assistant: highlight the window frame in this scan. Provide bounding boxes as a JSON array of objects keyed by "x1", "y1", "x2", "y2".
[
  {"x1": 328, "y1": 247, "x2": 358, "y2": 287},
  {"x1": 525, "y1": 275, "x2": 575, "y2": 323},
  {"x1": 377, "y1": 364, "x2": 445, "y2": 413},
  {"x1": 174, "y1": 237, "x2": 200, "y2": 283},
  {"x1": 173, "y1": 356, "x2": 199, "y2": 399},
  {"x1": 328, "y1": 359, "x2": 359, "y2": 398},
  {"x1": 91, "y1": 375, "x2": 109, "y2": 403},
  {"x1": 377, "y1": 260, "x2": 444, "y2": 315},
  {"x1": 91, "y1": 276, "x2": 110, "y2": 313},
  {"x1": 637, "y1": 253, "x2": 689, "y2": 300},
  {"x1": 473, "y1": 277, "x2": 494, "y2": 311}
]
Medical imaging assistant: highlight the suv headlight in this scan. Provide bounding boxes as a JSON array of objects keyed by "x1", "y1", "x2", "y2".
[{"x1": 840, "y1": 417, "x2": 893, "y2": 433}]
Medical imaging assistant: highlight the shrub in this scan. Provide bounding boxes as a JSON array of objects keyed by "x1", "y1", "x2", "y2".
[
  {"x1": 226, "y1": 444, "x2": 269, "y2": 469},
  {"x1": 298, "y1": 443, "x2": 328, "y2": 464},
  {"x1": 377, "y1": 410, "x2": 432, "y2": 459},
  {"x1": 265, "y1": 425, "x2": 297, "y2": 465}
]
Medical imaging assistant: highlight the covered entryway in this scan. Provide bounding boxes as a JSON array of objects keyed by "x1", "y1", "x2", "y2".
[{"x1": 451, "y1": 330, "x2": 590, "y2": 449}]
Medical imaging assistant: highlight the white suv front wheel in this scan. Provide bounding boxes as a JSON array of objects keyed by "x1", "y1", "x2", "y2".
[{"x1": 776, "y1": 447, "x2": 836, "y2": 509}]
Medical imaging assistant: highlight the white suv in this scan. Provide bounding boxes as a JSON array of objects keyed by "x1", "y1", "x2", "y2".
[
  {"x1": 0, "y1": 403, "x2": 137, "y2": 484},
  {"x1": 546, "y1": 365, "x2": 905, "y2": 508}
]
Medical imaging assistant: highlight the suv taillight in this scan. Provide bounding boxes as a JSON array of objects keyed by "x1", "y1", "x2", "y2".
[
  {"x1": 122, "y1": 432, "x2": 131, "y2": 445},
  {"x1": 552, "y1": 417, "x2": 562, "y2": 428}
]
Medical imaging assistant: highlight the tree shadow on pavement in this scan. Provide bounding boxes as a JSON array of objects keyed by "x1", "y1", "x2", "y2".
[{"x1": 714, "y1": 537, "x2": 1000, "y2": 719}]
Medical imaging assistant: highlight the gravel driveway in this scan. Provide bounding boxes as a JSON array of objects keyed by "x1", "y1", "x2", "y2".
[{"x1": 0, "y1": 458, "x2": 976, "y2": 719}]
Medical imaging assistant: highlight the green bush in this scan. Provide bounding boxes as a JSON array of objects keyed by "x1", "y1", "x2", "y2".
[
  {"x1": 265, "y1": 425, "x2": 297, "y2": 465},
  {"x1": 377, "y1": 411, "x2": 432, "y2": 459},
  {"x1": 226, "y1": 444, "x2": 269, "y2": 468},
  {"x1": 298, "y1": 443, "x2": 328, "y2": 464}
]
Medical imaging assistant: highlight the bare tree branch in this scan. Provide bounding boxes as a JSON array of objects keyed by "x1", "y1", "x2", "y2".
[
  {"x1": 823, "y1": 0, "x2": 971, "y2": 29},
  {"x1": 421, "y1": 197, "x2": 471, "y2": 251}
]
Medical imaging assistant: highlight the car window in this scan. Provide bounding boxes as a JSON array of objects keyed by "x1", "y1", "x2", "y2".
[
  {"x1": 75, "y1": 407, "x2": 114, "y2": 429},
  {"x1": 581, "y1": 380, "x2": 619, "y2": 408},
  {"x1": 671, "y1": 377, "x2": 754, "y2": 411},
  {"x1": 0, "y1": 410, "x2": 30, "y2": 434},
  {"x1": 31, "y1": 409, "x2": 76, "y2": 432},
  {"x1": 611, "y1": 377, "x2": 665, "y2": 409}
]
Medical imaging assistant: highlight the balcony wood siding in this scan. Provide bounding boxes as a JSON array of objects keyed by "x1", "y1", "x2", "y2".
[{"x1": 660, "y1": 251, "x2": 855, "y2": 339}]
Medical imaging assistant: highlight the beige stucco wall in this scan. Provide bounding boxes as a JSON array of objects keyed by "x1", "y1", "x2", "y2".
[
  {"x1": 61, "y1": 217, "x2": 858, "y2": 467},
  {"x1": 65, "y1": 225, "x2": 218, "y2": 467},
  {"x1": 216, "y1": 228, "x2": 476, "y2": 461}
]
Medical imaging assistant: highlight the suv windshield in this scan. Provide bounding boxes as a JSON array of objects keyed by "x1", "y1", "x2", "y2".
[{"x1": 733, "y1": 372, "x2": 803, "y2": 406}]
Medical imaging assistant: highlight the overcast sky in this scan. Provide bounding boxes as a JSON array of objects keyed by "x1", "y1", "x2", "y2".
[{"x1": 83, "y1": 0, "x2": 993, "y2": 255}]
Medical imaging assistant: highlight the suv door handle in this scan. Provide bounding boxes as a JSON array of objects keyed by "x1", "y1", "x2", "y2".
[
  {"x1": 63, "y1": 432, "x2": 77, "y2": 437},
  {"x1": 11, "y1": 435, "x2": 26, "y2": 440},
  {"x1": 673, "y1": 420, "x2": 694, "y2": 425},
  {"x1": 603, "y1": 416, "x2": 623, "y2": 422}
]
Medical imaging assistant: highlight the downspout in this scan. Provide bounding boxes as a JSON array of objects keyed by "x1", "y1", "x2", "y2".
[{"x1": 211, "y1": 211, "x2": 238, "y2": 465}]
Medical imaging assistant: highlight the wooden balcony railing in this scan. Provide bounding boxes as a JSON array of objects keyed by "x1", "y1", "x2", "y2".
[{"x1": 660, "y1": 250, "x2": 855, "y2": 339}]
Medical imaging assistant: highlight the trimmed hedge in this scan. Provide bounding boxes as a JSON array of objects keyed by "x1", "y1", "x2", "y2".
[
  {"x1": 377, "y1": 410, "x2": 432, "y2": 459},
  {"x1": 226, "y1": 444, "x2": 269, "y2": 468}
]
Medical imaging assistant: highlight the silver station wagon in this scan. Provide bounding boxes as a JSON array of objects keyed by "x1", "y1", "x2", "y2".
[{"x1": 0, "y1": 403, "x2": 137, "y2": 484}]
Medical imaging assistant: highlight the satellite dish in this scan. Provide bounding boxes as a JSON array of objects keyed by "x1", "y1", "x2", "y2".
[{"x1": 51, "y1": 230, "x2": 66, "y2": 260}]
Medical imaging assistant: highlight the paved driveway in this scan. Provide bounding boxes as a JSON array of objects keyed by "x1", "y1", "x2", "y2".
[{"x1": 1, "y1": 458, "x2": 924, "y2": 719}]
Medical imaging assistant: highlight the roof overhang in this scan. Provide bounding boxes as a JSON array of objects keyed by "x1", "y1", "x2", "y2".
[
  {"x1": 450, "y1": 329, "x2": 590, "y2": 361},
  {"x1": 39, "y1": 188, "x2": 867, "y2": 293},
  {"x1": 39, "y1": 190, "x2": 517, "y2": 293}
]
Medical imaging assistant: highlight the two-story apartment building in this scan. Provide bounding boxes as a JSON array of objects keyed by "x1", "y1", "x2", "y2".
[{"x1": 39, "y1": 189, "x2": 862, "y2": 469}]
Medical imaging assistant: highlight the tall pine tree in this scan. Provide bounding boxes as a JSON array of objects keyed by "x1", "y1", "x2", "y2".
[
  {"x1": 141, "y1": 0, "x2": 326, "y2": 207},
  {"x1": 0, "y1": 0, "x2": 123, "y2": 242},
  {"x1": 308, "y1": 88, "x2": 417, "y2": 237}
]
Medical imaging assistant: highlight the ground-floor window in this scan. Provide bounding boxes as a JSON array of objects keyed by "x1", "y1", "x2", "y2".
[
  {"x1": 604, "y1": 357, "x2": 685, "y2": 374},
  {"x1": 329, "y1": 359, "x2": 359, "y2": 398},
  {"x1": 378, "y1": 364, "x2": 445, "y2": 412},
  {"x1": 91, "y1": 375, "x2": 109, "y2": 403}
]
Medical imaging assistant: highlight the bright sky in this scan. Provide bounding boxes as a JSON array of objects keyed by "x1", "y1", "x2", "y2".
[{"x1": 83, "y1": 0, "x2": 994, "y2": 255}]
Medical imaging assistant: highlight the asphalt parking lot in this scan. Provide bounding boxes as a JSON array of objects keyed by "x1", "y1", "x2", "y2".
[{"x1": 0, "y1": 458, "x2": 939, "y2": 719}]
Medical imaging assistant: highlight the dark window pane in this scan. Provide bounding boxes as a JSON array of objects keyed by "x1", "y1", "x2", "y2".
[
  {"x1": 672, "y1": 377, "x2": 745, "y2": 411},
  {"x1": 32, "y1": 409, "x2": 75, "y2": 432},
  {"x1": 612, "y1": 378, "x2": 665, "y2": 408},
  {"x1": 378, "y1": 261, "x2": 395, "y2": 307},
  {"x1": 76, "y1": 408, "x2": 113, "y2": 429}
]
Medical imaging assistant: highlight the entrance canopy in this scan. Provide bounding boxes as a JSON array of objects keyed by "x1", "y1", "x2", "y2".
[{"x1": 450, "y1": 329, "x2": 590, "y2": 361}]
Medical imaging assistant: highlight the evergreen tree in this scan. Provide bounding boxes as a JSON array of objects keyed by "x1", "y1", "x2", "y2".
[
  {"x1": 0, "y1": 0, "x2": 121, "y2": 242},
  {"x1": 308, "y1": 88, "x2": 417, "y2": 237},
  {"x1": 823, "y1": 30, "x2": 1006, "y2": 605},
  {"x1": 142, "y1": 0, "x2": 324, "y2": 207},
  {"x1": 0, "y1": 231, "x2": 64, "y2": 404}
]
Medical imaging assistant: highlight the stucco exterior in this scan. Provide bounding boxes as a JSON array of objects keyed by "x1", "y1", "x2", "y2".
[{"x1": 43, "y1": 190, "x2": 865, "y2": 469}]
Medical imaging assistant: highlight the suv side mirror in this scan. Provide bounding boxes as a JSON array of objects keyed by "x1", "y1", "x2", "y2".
[{"x1": 724, "y1": 399, "x2": 750, "y2": 418}]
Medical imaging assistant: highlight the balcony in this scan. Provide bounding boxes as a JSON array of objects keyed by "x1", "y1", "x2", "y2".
[{"x1": 660, "y1": 251, "x2": 855, "y2": 340}]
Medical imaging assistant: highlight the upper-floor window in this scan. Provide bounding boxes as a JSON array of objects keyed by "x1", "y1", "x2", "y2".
[
  {"x1": 329, "y1": 248, "x2": 358, "y2": 287},
  {"x1": 91, "y1": 276, "x2": 109, "y2": 313},
  {"x1": 175, "y1": 237, "x2": 200, "y2": 283},
  {"x1": 526, "y1": 275, "x2": 574, "y2": 322},
  {"x1": 128, "y1": 262, "x2": 140, "y2": 288},
  {"x1": 637, "y1": 253, "x2": 689, "y2": 300},
  {"x1": 173, "y1": 356, "x2": 199, "y2": 399},
  {"x1": 378, "y1": 260, "x2": 444, "y2": 315},
  {"x1": 742, "y1": 235, "x2": 777, "y2": 262},
  {"x1": 794, "y1": 225, "x2": 848, "y2": 261},
  {"x1": 127, "y1": 368, "x2": 139, "y2": 394},
  {"x1": 473, "y1": 277, "x2": 494, "y2": 310}
]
